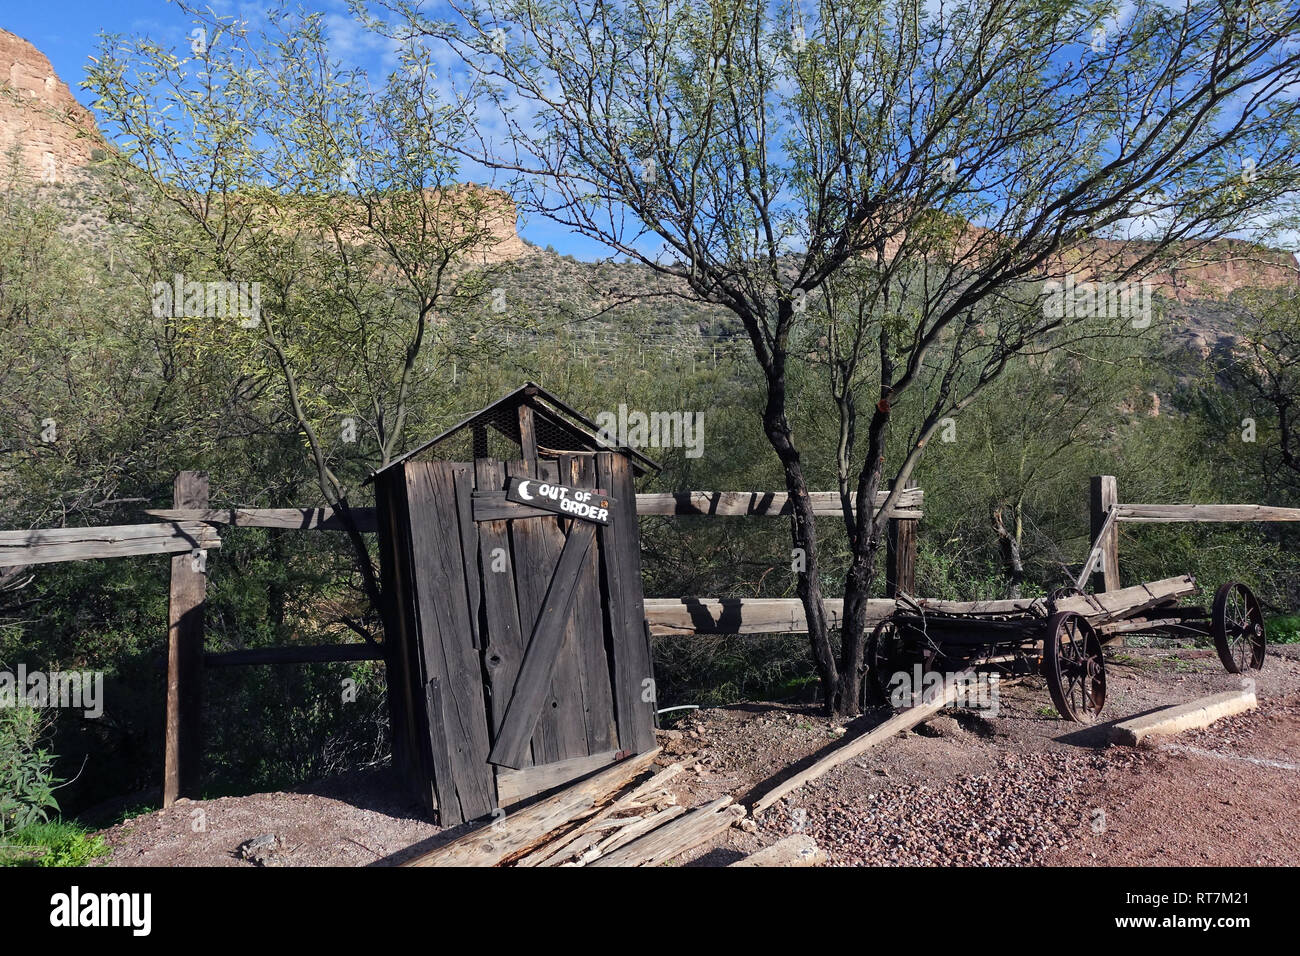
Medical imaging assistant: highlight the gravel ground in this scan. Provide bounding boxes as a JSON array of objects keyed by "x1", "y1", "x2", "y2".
[
  {"x1": 92, "y1": 643, "x2": 1300, "y2": 866},
  {"x1": 781, "y1": 750, "x2": 1156, "y2": 866}
]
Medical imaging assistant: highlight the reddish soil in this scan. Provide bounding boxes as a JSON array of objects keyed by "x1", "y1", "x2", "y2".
[{"x1": 92, "y1": 643, "x2": 1300, "y2": 867}]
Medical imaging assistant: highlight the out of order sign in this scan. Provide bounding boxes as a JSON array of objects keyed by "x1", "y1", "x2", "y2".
[{"x1": 505, "y1": 477, "x2": 614, "y2": 526}]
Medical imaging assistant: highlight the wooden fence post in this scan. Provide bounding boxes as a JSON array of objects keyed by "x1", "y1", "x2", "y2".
[
  {"x1": 1089, "y1": 475, "x2": 1120, "y2": 593},
  {"x1": 164, "y1": 471, "x2": 207, "y2": 806},
  {"x1": 886, "y1": 479, "x2": 918, "y2": 597}
]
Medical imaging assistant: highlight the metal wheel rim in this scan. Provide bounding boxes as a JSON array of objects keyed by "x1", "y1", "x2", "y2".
[
  {"x1": 1213, "y1": 583, "x2": 1266, "y2": 673},
  {"x1": 1046, "y1": 613, "x2": 1106, "y2": 721}
]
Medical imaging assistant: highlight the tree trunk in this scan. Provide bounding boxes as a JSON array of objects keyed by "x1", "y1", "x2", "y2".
[
  {"x1": 991, "y1": 503, "x2": 1025, "y2": 599},
  {"x1": 834, "y1": 404, "x2": 891, "y2": 717},
  {"x1": 760, "y1": 358, "x2": 838, "y2": 713}
]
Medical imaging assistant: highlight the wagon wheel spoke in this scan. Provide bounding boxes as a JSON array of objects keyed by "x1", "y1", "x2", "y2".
[{"x1": 1234, "y1": 622, "x2": 1251, "y2": 671}]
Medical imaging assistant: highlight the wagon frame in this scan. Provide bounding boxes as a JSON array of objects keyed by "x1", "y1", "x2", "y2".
[{"x1": 867, "y1": 577, "x2": 1267, "y2": 722}]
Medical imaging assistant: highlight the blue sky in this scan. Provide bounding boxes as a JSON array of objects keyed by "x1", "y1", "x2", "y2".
[
  {"x1": 9, "y1": 2, "x2": 1297, "y2": 258},
  {"x1": 4, "y1": 0, "x2": 610, "y2": 257}
]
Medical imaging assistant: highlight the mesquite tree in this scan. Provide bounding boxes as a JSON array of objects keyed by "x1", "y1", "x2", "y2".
[
  {"x1": 1231, "y1": 286, "x2": 1300, "y2": 494},
  {"x1": 87, "y1": 3, "x2": 514, "y2": 624},
  {"x1": 361, "y1": 0, "x2": 1300, "y2": 714}
]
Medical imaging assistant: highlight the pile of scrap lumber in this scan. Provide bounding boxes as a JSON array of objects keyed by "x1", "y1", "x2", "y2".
[{"x1": 402, "y1": 750, "x2": 745, "y2": 867}]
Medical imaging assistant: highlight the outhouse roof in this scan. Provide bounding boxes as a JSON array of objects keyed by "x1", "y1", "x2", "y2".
[{"x1": 366, "y1": 382, "x2": 660, "y2": 481}]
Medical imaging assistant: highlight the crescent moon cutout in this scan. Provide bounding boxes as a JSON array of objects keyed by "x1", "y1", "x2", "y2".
[{"x1": 517, "y1": 480, "x2": 534, "y2": 500}]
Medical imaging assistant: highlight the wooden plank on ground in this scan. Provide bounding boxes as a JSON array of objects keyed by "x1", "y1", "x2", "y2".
[
  {"x1": 495, "y1": 749, "x2": 622, "y2": 808},
  {"x1": 589, "y1": 805, "x2": 687, "y2": 858},
  {"x1": 750, "y1": 683, "x2": 962, "y2": 815},
  {"x1": 489, "y1": 519, "x2": 597, "y2": 769},
  {"x1": 520, "y1": 762, "x2": 684, "y2": 867},
  {"x1": 1, "y1": 522, "x2": 220, "y2": 568},
  {"x1": 401, "y1": 748, "x2": 661, "y2": 867},
  {"x1": 729, "y1": 834, "x2": 825, "y2": 867},
  {"x1": 588, "y1": 796, "x2": 745, "y2": 867}
]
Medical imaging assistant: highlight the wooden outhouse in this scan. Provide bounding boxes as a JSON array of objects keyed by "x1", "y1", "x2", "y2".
[{"x1": 369, "y1": 383, "x2": 660, "y2": 825}]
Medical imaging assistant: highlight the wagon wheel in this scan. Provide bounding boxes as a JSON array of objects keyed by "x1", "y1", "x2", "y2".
[
  {"x1": 1042, "y1": 612, "x2": 1106, "y2": 722},
  {"x1": 1211, "y1": 582, "x2": 1266, "y2": 674},
  {"x1": 865, "y1": 619, "x2": 902, "y2": 706}
]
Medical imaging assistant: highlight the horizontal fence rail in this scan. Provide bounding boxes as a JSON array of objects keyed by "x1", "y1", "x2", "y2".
[
  {"x1": 0, "y1": 521, "x2": 221, "y2": 568},
  {"x1": 145, "y1": 507, "x2": 379, "y2": 532},
  {"x1": 1115, "y1": 503, "x2": 1300, "y2": 523},
  {"x1": 204, "y1": 643, "x2": 383, "y2": 667},
  {"x1": 1089, "y1": 474, "x2": 1300, "y2": 592},
  {"x1": 144, "y1": 488, "x2": 925, "y2": 529},
  {"x1": 633, "y1": 488, "x2": 924, "y2": 518},
  {"x1": 642, "y1": 575, "x2": 1196, "y2": 636},
  {"x1": 645, "y1": 597, "x2": 860, "y2": 636}
]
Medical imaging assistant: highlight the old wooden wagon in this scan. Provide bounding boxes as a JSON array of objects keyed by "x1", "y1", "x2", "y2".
[
  {"x1": 369, "y1": 383, "x2": 661, "y2": 825},
  {"x1": 867, "y1": 576, "x2": 1268, "y2": 721}
]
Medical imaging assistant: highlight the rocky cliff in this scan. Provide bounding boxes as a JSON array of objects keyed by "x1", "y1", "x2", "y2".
[
  {"x1": 0, "y1": 29, "x2": 102, "y2": 183},
  {"x1": 0, "y1": 27, "x2": 529, "y2": 261},
  {"x1": 0, "y1": 26, "x2": 1294, "y2": 295}
]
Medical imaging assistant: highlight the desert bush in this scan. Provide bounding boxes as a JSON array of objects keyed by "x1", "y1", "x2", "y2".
[{"x1": 0, "y1": 707, "x2": 62, "y2": 837}]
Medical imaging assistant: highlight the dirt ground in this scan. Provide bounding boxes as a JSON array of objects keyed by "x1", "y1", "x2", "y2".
[{"x1": 94, "y1": 642, "x2": 1300, "y2": 867}]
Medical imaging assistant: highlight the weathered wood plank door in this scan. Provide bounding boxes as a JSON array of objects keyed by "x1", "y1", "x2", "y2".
[{"x1": 389, "y1": 451, "x2": 655, "y2": 825}]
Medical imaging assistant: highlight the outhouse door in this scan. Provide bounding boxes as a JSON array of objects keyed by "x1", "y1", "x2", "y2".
[{"x1": 388, "y1": 450, "x2": 656, "y2": 825}]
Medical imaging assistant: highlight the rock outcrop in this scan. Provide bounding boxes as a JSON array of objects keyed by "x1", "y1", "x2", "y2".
[
  {"x1": 0, "y1": 28, "x2": 102, "y2": 183},
  {"x1": 1062, "y1": 236, "x2": 1299, "y2": 304},
  {"x1": 0, "y1": 28, "x2": 529, "y2": 261},
  {"x1": 0, "y1": 26, "x2": 1293, "y2": 292}
]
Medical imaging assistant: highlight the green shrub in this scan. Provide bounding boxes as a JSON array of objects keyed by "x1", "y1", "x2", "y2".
[
  {"x1": 0, "y1": 707, "x2": 62, "y2": 838},
  {"x1": 0, "y1": 820, "x2": 109, "y2": 867},
  {"x1": 1268, "y1": 615, "x2": 1300, "y2": 645}
]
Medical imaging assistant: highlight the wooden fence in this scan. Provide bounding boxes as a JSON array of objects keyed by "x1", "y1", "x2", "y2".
[
  {"x1": 12, "y1": 470, "x2": 1298, "y2": 805},
  {"x1": 1086, "y1": 475, "x2": 1300, "y2": 592},
  {"x1": 1, "y1": 473, "x2": 922, "y2": 806}
]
